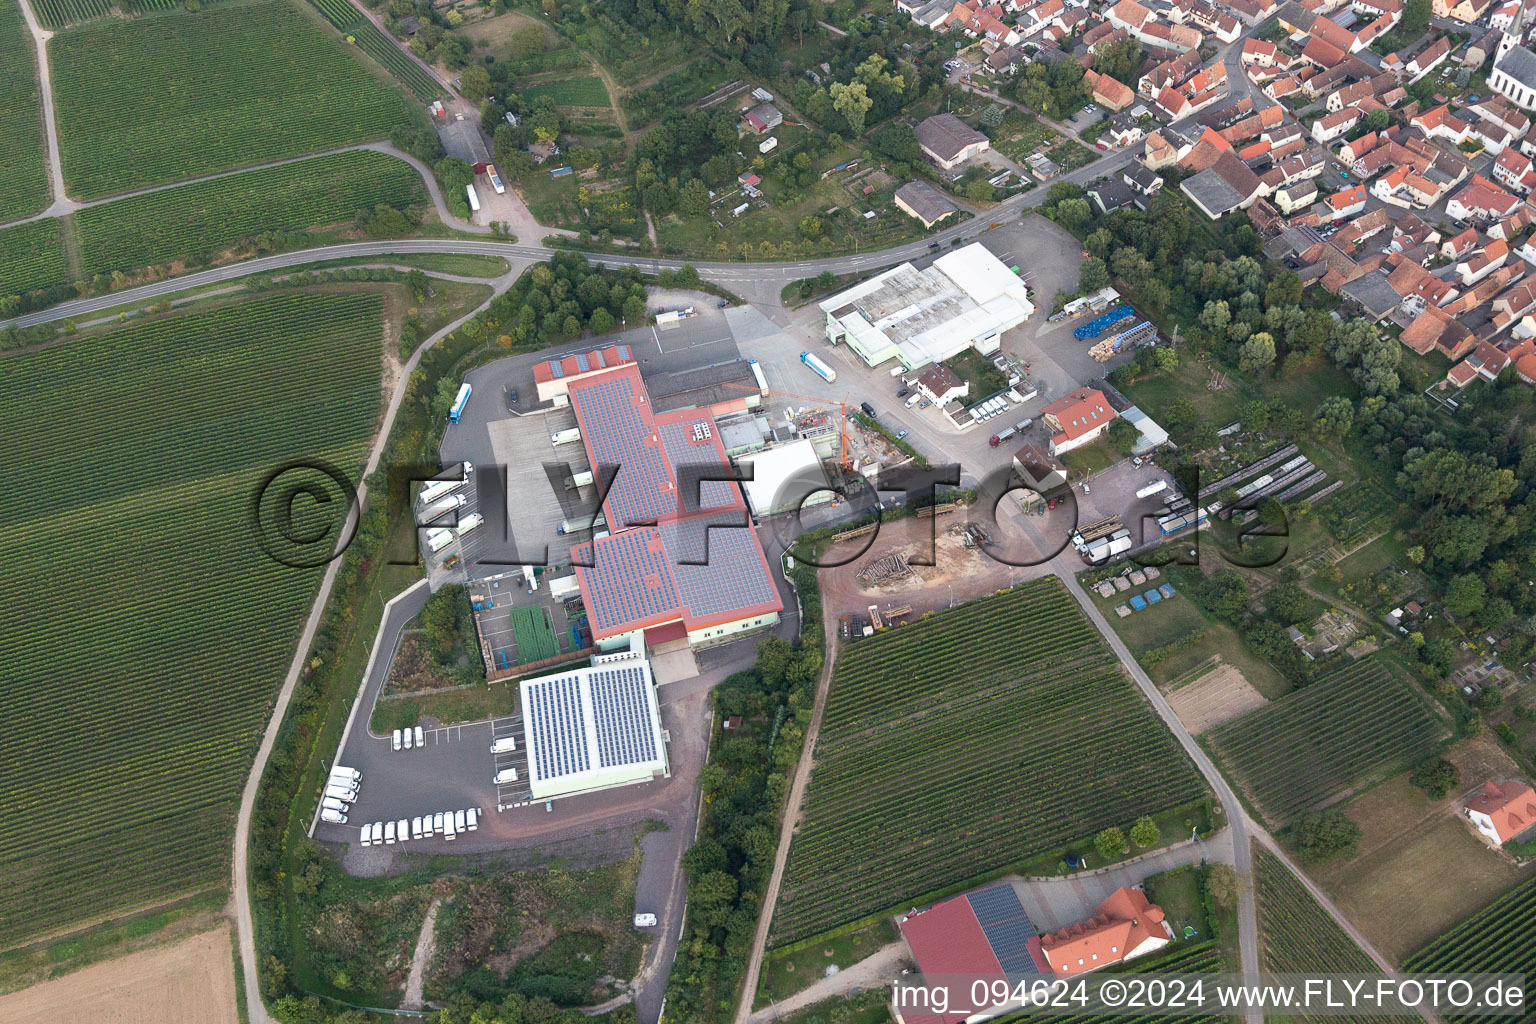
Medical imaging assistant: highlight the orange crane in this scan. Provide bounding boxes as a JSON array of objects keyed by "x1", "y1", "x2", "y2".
[{"x1": 722, "y1": 381, "x2": 852, "y2": 469}]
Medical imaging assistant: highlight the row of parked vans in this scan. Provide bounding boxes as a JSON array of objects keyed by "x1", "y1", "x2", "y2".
[
  {"x1": 393, "y1": 725, "x2": 425, "y2": 751},
  {"x1": 360, "y1": 808, "x2": 479, "y2": 846},
  {"x1": 319, "y1": 765, "x2": 363, "y2": 824}
]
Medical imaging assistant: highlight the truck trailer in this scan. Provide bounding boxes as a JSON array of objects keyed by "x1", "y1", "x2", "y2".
[
  {"x1": 448, "y1": 382, "x2": 472, "y2": 424},
  {"x1": 800, "y1": 351, "x2": 837, "y2": 383},
  {"x1": 418, "y1": 462, "x2": 473, "y2": 506},
  {"x1": 1136, "y1": 479, "x2": 1168, "y2": 499}
]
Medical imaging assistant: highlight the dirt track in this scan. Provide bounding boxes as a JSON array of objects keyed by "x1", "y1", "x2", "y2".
[{"x1": 0, "y1": 926, "x2": 238, "y2": 1024}]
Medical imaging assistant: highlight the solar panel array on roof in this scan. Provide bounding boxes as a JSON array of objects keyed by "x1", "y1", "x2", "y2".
[
  {"x1": 571, "y1": 372, "x2": 674, "y2": 527},
  {"x1": 580, "y1": 529, "x2": 680, "y2": 634},
  {"x1": 966, "y1": 884, "x2": 1044, "y2": 976},
  {"x1": 657, "y1": 419, "x2": 741, "y2": 514},
  {"x1": 663, "y1": 519, "x2": 779, "y2": 617},
  {"x1": 525, "y1": 675, "x2": 590, "y2": 781},
  {"x1": 589, "y1": 665, "x2": 660, "y2": 768}
]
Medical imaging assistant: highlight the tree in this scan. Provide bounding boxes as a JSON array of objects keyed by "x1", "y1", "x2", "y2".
[
  {"x1": 459, "y1": 64, "x2": 491, "y2": 100},
  {"x1": 1365, "y1": 108, "x2": 1391, "y2": 132},
  {"x1": 872, "y1": 122, "x2": 921, "y2": 163},
  {"x1": 678, "y1": 179, "x2": 710, "y2": 217},
  {"x1": 1408, "y1": 757, "x2": 1459, "y2": 800},
  {"x1": 1107, "y1": 417, "x2": 1141, "y2": 455},
  {"x1": 1165, "y1": 396, "x2": 1197, "y2": 428},
  {"x1": 1403, "y1": 0, "x2": 1431, "y2": 31},
  {"x1": 829, "y1": 81, "x2": 873, "y2": 134},
  {"x1": 1199, "y1": 299, "x2": 1231, "y2": 335},
  {"x1": 1446, "y1": 573, "x2": 1487, "y2": 618},
  {"x1": 1238, "y1": 332, "x2": 1277, "y2": 374},
  {"x1": 1078, "y1": 256, "x2": 1110, "y2": 293},
  {"x1": 1292, "y1": 809, "x2": 1362, "y2": 863},
  {"x1": 1094, "y1": 826, "x2": 1126, "y2": 860},
  {"x1": 1198, "y1": 569, "x2": 1249, "y2": 622},
  {"x1": 1129, "y1": 816, "x2": 1160, "y2": 848},
  {"x1": 965, "y1": 179, "x2": 995, "y2": 203},
  {"x1": 1206, "y1": 863, "x2": 1241, "y2": 910},
  {"x1": 798, "y1": 215, "x2": 824, "y2": 240},
  {"x1": 1312, "y1": 395, "x2": 1354, "y2": 439}
]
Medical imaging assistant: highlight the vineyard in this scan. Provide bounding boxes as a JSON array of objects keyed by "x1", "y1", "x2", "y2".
[
  {"x1": 0, "y1": 0, "x2": 48, "y2": 221},
  {"x1": 75, "y1": 149, "x2": 425, "y2": 277},
  {"x1": 50, "y1": 0, "x2": 407, "y2": 199},
  {"x1": 0, "y1": 218, "x2": 67, "y2": 297},
  {"x1": 996, "y1": 943, "x2": 1226, "y2": 1024},
  {"x1": 522, "y1": 76, "x2": 612, "y2": 107},
  {"x1": 0, "y1": 292, "x2": 384, "y2": 945},
  {"x1": 1206, "y1": 656, "x2": 1445, "y2": 825},
  {"x1": 30, "y1": 0, "x2": 191, "y2": 29},
  {"x1": 303, "y1": 0, "x2": 443, "y2": 101},
  {"x1": 770, "y1": 579, "x2": 1209, "y2": 946},
  {"x1": 1407, "y1": 874, "x2": 1536, "y2": 1024}
]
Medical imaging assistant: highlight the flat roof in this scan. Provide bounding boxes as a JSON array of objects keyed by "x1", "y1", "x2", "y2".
[
  {"x1": 520, "y1": 655, "x2": 668, "y2": 800},
  {"x1": 736, "y1": 439, "x2": 831, "y2": 515}
]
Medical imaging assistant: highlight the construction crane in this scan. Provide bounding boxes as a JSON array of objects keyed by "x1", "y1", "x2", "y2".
[{"x1": 722, "y1": 381, "x2": 852, "y2": 469}]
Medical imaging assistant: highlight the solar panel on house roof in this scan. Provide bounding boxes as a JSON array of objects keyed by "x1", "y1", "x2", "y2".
[{"x1": 965, "y1": 884, "x2": 1043, "y2": 976}]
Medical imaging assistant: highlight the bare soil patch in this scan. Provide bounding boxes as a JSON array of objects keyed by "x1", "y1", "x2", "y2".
[
  {"x1": 1311, "y1": 735, "x2": 1536, "y2": 963},
  {"x1": 1166, "y1": 659, "x2": 1268, "y2": 734},
  {"x1": 0, "y1": 926, "x2": 237, "y2": 1024}
]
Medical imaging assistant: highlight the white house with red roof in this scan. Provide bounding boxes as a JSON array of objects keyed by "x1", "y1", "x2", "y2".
[
  {"x1": 1041, "y1": 388, "x2": 1117, "y2": 454},
  {"x1": 1465, "y1": 780, "x2": 1536, "y2": 845},
  {"x1": 1040, "y1": 887, "x2": 1171, "y2": 975}
]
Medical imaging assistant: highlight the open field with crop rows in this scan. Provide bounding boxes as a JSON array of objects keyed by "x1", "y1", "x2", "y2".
[
  {"x1": 50, "y1": 0, "x2": 407, "y2": 199},
  {"x1": 522, "y1": 76, "x2": 611, "y2": 107},
  {"x1": 0, "y1": 218, "x2": 66, "y2": 297},
  {"x1": 0, "y1": 0, "x2": 48, "y2": 221},
  {"x1": 998, "y1": 943, "x2": 1226, "y2": 1024},
  {"x1": 75, "y1": 149, "x2": 425, "y2": 277},
  {"x1": 304, "y1": 0, "x2": 442, "y2": 100},
  {"x1": 0, "y1": 292, "x2": 383, "y2": 946},
  {"x1": 1206, "y1": 657, "x2": 1445, "y2": 825},
  {"x1": 31, "y1": 0, "x2": 185, "y2": 30},
  {"x1": 1407, "y1": 874, "x2": 1536, "y2": 1023},
  {"x1": 770, "y1": 578, "x2": 1209, "y2": 946}
]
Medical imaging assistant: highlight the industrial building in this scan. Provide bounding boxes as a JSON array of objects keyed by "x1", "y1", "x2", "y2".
[
  {"x1": 735, "y1": 438, "x2": 834, "y2": 517},
  {"x1": 566, "y1": 363, "x2": 783, "y2": 650},
  {"x1": 519, "y1": 641, "x2": 669, "y2": 801},
  {"x1": 896, "y1": 883, "x2": 1050, "y2": 1024},
  {"x1": 534, "y1": 345, "x2": 635, "y2": 404},
  {"x1": 818, "y1": 244, "x2": 1035, "y2": 370}
]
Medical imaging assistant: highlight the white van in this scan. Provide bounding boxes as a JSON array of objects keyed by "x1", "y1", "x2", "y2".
[
  {"x1": 321, "y1": 808, "x2": 348, "y2": 824},
  {"x1": 360, "y1": 822, "x2": 374, "y2": 846},
  {"x1": 412, "y1": 817, "x2": 424, "y2": 839},
  {"x1": 490, "y1": 736, "x2": 517, "y2": 754},
  {"x1": 397, "y1": 818, "x2": 410, "y2": 842},
  {"x1": 904, "y1": 392, "x2": 921, "y2": 409},
  {"x1": 454, "y1": 810, "x2": 467, "y2": 833},
  {"x1": 494, "y1": 767, "x2": 519, "y2": 785},
  {"x1": 330, "y1": 765, "x2": 361, "y2": 783},
  {"x1": 466, "y1": 808, "x2": 479, "y2": 831},
  {"x1": 324, "y1": 784, "x2": 356, "y2": 803},
  {"x1": 403, "y1": 728, "x2": 413, "y2": 750},
  {"x1": 321, "y1": 796, "x2": 346, "y2": 812},
  {"x1": 391, "y1": 729, "x2": 402, "y2": 751},
  {"x1": 444, "y1": 816, "x2": 457, "y2": 841},
  {"x1": 384, "y1": 821, "x2": 397, "y2": 844},
  {"x1": 633, "y1": 913, "x2": 658, "y2": 928},
  {"x1": 433, "y1": 812, "x2": 445, "y2": 833},
  {"x1": 414, "y1": 725, "x2": 425, "y2": 747}
]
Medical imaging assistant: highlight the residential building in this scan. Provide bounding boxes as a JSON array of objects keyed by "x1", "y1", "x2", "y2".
[
  {"x1": 1041, "y1": 387, "x2": 1117, "y2": 454},
  {"x1": 916, "y1": 113, "x2": 992, "y2": 170},
  {"x1": 1465, "y1": 780, "x2": 1536, "y2": 845},
  {"x1": 1040, "y1": 888, "x2": 1171, "y2": 975}
]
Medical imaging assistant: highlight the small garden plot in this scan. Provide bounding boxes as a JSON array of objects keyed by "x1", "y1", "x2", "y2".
[{"x1": 521, "y1": 75, "x2": 611, "y2": 107}]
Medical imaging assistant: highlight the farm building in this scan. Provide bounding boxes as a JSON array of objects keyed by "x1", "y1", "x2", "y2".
[
  {"x1": 437, "y1": 117, "x2": 492, "y2": 173},
  {"x1": 743, "y1": 102, "x2": 783, "y2": 133},
  {"x1": 818, "y1": 243, "x2": 1035, "y2": 370},
  {"x1": 915, "y1": 113, "x2": 992, "y2": 171},
  {"x1": 647, "y1": 359, "x2": 764, "y2": 418},
  {"x1": 567, "y1": 364, "x2": 782, "y2": 650},
  {"x1": 1464, "y1": 779, "x2": 1536, "y2": 845},
  {"x1": 734, "y1": 438, "x2": 833, "y2": 517},
  {"x1": 533, "y1": 345, "x2": 636, "y2": 404},
  {"x1": 1040, "y1": 388, "x2": 1117, "y2": 455},
  {"x1": 519, "y1": 641, "x2": 669, "y2": 801},
  {"x1": 896, "y1": 883, "x2": 1051, "y2": 1024},
  {"x1": 894, "y1": 180, "x2": 959, "y2": 228},
  {"x1": 1040, "y1": 886, "x2": 1171, "y2": 975}
]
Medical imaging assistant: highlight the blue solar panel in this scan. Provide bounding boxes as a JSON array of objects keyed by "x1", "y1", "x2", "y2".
[
  {"x1": 589, "y1": 665, "x2": 659, "y2": 768},
  {"x1": 664, "y1": 520, "x2": 779, "y2": 618},
  {"x1": 966, "y1": 885, "x2": 1042, "y2": 976},
  {"x1": 526, "y1": 674, "x2": 589, "y2": 781},
  {"x1": 570, "y1": 372, "x2": 675, "y2": 527}
]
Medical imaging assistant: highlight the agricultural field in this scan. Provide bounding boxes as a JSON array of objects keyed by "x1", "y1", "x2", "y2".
[
  {"x1": 521, "y1": 75, "x2": 611, "y2": 107},
  {"x1": 303, "y1": 0, "x2": 442, "y2": 100},
  {"x1": 0, "y1": 291, "x2": 385, "y2": 946},
  {"x1": 30, "y1": 0, "x2": 187, "y2": 29},
  {"x1": 770, "y1": 578, "x2": 1209, "y2": 946},
  {"x1": 1406, "y1": 873, "x2": 1536, "y2": 1022},
  {"x1": 1206, "y1": 656, "x2": 1446, "y2": 825},
  {"x1": 992, "y1": 943, "x2": 1227, "y2": 1024},
  {"x1": 75, "y1": 149, "x2": 425, "y2": 278},
  {"x1": 0, "y1": 218, "x2": 67, "y2": 297},
  {"x1": 50, "y1": 0, "x2": 408, "y2": 199},
  {"x1": 0, "y1": 0, "x2": 48, "y2": 221}
]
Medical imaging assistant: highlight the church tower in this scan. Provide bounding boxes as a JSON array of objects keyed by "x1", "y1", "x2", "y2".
[{"x1": 1498, "y1": 1, "x2": 1527, "y2": 68}]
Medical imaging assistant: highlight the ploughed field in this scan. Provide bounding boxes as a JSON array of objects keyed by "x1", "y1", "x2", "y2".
[
  {"x1": 770, "y1": 577, "x2": 1209, "y2": 946},
  {"x1": 0, "y1": 291, "x2": 383, "y2": 945}
]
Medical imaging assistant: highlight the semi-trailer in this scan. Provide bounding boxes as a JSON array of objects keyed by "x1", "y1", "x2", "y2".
[
  {"x1": 800, "y1": 351, "x2": 837, "y2": 383},
  {"x1": 418, "y1": 462, "x2": 473, "y2": 505}
]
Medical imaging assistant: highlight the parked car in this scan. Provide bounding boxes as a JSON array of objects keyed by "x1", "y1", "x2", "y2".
[
  {"x1": 391, "y1": 728, "x2": 402, "y2": 751},
  {"x1": 897, "y1": 387, "x2": 910, "y2": 398},
  {"x1": 414, "y1": 725, "x2": 425, "y2": 747},
  {"x1": 895, "y1": 429, "x2": 910, "y2": 441},
  {"x1": 403, "y1": 727, "x2": 412, "y2": 750},
  {"x1": 717, "y1": 299, "x2": 729, "y2": 308},
  {"x1": 1095, "y1": 142, "x2": 1108, "y2": 150}
]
